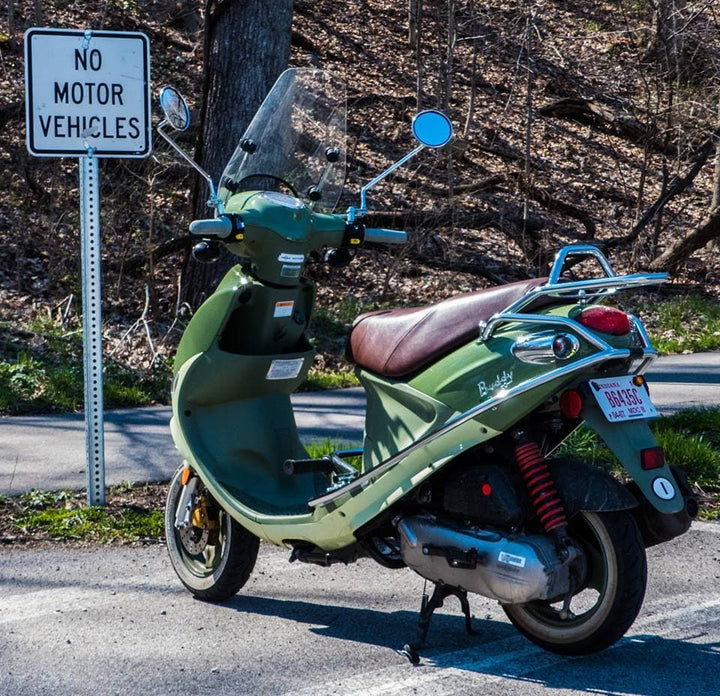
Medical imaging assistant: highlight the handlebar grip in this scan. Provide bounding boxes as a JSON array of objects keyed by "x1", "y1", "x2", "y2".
[
  {"x1": 363, "y1": 228, "x2": 407, "y2": 244},
  {"x1": 189, "y1": 217, "x2": 233, "y2": 239}
]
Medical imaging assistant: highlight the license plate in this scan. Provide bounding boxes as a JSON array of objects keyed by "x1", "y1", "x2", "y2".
[{"x1": 588, "y1": 375, "x2": 658, "y2": 422}]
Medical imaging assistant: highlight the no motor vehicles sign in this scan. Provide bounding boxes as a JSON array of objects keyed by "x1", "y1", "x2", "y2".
[{"x1": 25, "y1": 28, "x2": 151, "y2": 157}]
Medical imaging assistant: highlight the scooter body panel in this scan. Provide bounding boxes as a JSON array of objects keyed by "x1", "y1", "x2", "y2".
[{"x1": 172, "y1": 271, "x2": 680, "y2": 549}]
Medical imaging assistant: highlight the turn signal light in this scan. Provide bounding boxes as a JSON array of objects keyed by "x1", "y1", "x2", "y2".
[
  {"x1": 559, "y1": 389, "x2": 583, "y2": 419},
  {"x1": 640, "y1": 446, "x2": 665, "y2": 470},
  {"x1": 577, "y1": 306, "x2": 631, "y2": 336}
]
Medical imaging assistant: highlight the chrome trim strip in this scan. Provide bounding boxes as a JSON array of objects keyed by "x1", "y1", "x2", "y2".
[
  {"x1": 479, "y1": 312, "x2": 612, "y2": 348},
  {"x1": 308, "y1": 347, "x2": 637, "y2": 509}
]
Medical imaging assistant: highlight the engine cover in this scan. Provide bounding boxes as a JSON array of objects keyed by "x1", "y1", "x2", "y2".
[{"x1": 397, "y1": 514, "x2": 571, "y2": 604}]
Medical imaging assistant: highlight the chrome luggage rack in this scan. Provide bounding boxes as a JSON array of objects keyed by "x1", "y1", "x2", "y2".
[
  {"x1": 308, "y1": 245, "x2": 668, "y2": 510},
  {"x1": 478, "y1": 245, "x2": 668, "y2": 343}
]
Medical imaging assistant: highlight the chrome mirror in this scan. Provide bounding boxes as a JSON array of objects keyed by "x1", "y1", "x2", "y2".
[
  {"x1": 157, "y1": 87, "x2": 223, "y2": 213},
  {"x1": 411, "y1": 110, "x2": 454, "y2": 148},
  {"x1": 347, "y1": 110, "x2": 454, "y2": 221},
  {"x1": 159, "y1": 86, "x2": 190, "y2": 132}
]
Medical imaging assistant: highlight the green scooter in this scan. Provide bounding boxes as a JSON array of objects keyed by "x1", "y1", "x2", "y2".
[{"x1": 157, "y1": 68, "x2": 696, "y2": 658}]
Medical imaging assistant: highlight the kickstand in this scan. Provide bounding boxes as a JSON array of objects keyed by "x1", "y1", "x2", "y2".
[{"x1": 399, "y1": 581, "x2": 476, "y2": 665}]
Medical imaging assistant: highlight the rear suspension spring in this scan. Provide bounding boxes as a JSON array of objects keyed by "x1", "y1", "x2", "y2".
[{"x1": 514, "y1": 440, "x2": 567, "y2": 533}]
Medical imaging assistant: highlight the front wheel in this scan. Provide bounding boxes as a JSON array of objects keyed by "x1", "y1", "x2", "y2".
[
  {"x1": 504, "y1": 510, "x2": 647, "y2": 655},
  {"x1": 165, "y1": 467, "x2": 259, "y2": 602}
]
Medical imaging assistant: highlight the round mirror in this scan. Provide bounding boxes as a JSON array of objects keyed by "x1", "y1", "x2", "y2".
[
  {"x1": 159, "y1": 86, "x2": 191, "y2": 131},
  {"x1": 412, "y1": 110, "x2": 453, "y2": 148}
]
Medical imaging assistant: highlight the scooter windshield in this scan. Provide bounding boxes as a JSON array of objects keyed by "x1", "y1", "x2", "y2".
[{"x1": 219, "y1": 69, "x2": 347, "y2": 213}]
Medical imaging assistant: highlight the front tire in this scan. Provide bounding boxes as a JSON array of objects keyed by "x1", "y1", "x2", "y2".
[
  {"x1": 165, "y1": 467, "x2": 259, "y2": 602},
  {"x1": 503, "y1": 510, "x2": 647, "y2": 655}
]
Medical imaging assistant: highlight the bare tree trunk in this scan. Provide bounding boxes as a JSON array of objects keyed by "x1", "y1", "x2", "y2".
[
  {"x1": 445, "y1": 0, "x2": 456, "y2": 203},
  {"x1": 521, "y1": 6, "x2": 538, "y2": 254},
  {"x1": 713, "y1": 100, "x2": 720, "y2": 211},
  {"x1": 180, "y1": 0, "x2": 294, "y2": 309},
  {"x1": 408, "y1": 0, "x2": 419, "y2": 48},
  {"x1": 8, "y1": 0, "x2": 15, "y2": 39},
  {"x1": 415, "y1": 0, "x2": 424, "y2": 110}
]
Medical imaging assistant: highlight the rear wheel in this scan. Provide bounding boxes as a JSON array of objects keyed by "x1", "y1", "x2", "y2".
[
  {"x1": 165, "y1": 467, "x2": 259, "y2": 601},
  {"x1": 503, "y1": 510, "x2": 647, "y2": 655}
]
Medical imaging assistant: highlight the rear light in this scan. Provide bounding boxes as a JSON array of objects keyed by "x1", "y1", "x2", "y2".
[
  {"x1": 559, "y1": 389, "x2": 583, "y2": 419},
  {"x1": 577, "y1": 306, "x2": 631, "y2": 336},
  {"x1": 641, "y1": 446, "x2": 665, "y2": 470}
]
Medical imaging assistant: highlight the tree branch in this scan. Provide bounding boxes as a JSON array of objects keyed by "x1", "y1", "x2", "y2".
[
  {"x1": 648, "y1": 207, "x2": 720, "y2": 271},
  {"x1": 603, "y1": 128, "x2": 720, "y2": 251}
]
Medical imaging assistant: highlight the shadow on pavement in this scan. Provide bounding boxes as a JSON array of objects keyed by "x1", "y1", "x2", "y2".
[{"x1": 224, "y1": 594, "x2": 719, "y2": 694}]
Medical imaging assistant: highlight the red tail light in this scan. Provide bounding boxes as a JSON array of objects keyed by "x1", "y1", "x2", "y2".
[
  {"x1": 640, "y1": 446, "x2": 665, "y2": 470},
  {"x1": 559, "y1": 389, "x2": 583, "y2": 419},
  {"x1": 576, "y1": 306, "x2": 631, "y2": 336}
]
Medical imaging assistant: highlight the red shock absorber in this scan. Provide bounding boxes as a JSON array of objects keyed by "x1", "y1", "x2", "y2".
[{"x1": 514, "y1": 439, "x2": 568, "y2": 533}]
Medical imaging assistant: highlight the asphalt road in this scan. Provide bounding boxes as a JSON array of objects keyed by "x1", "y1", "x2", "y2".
[
  {"x1": 1, "y1": 521, "x2": 719, "y2": 696},
  {"x1": 0, "y1": 353, "x2": 717, "y2": 494}
]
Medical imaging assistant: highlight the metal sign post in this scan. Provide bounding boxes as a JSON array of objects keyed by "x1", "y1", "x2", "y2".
[
  {"x1": 24, "y1": 28, "x2": 151, "y2": 505},
  {"x1": 79, "y1": 151, "x2": 105, "y2": 505}
]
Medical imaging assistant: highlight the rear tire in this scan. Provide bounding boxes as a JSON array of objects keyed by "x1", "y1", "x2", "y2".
[
  {"x1": 503, "y1": 510, "x2": 647, "y2": 655},
  {"x1": 165, "y1": 467, "x2": 259, "y2": 602}
]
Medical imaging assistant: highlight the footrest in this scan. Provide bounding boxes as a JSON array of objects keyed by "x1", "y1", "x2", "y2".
[{"x1": 283, "y1": 457, "x2": 334, "y2": 476}]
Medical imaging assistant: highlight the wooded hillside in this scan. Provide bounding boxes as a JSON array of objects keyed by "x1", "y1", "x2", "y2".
[{"x1": 1, "y1": 0, "x2": 719, "y2": 377}]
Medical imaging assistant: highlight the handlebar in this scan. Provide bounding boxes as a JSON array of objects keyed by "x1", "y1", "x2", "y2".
[
  {"x1": 189, "y1": 217, "x2": 232, "y2": 238},
  {"x1": 363, "y1": 227, "x2": 407, "y2": 244}
]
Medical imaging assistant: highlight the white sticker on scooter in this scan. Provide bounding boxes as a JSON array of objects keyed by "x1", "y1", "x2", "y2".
[
  {"x1": 652, "y1": 477, "x2": 676, "y2": 500},
  {"x1": 498, "y1": 551, "x2": 526, "y2": 568},
  {"x1": 281, "y1": 264, "x2": 302, "y2": 278},
  {"x1": 266, "y1": 358, "x2": 305, "y2": 381},
  {"x1": 273, "y1": 300, "x2": 294, "y2": 318},
  {"x1": 278, "y1": 253, "x2": 305, "y2": 264}
]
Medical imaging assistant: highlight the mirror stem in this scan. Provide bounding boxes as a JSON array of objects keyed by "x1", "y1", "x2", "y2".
[
  {"x1": 157, "y1": 121, "x2": 225, "y2": 215},
  {"x1": 349, "y1": 143, "x2": 425, "y2": 221}
]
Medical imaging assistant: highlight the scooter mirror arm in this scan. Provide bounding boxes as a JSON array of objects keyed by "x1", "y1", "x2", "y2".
[
  {"x1": 348, "y1": 144, "x2": 425, "y2": 222},
  {"x1": 157, "y1": 120, "x2": 226, "y2": 215}
]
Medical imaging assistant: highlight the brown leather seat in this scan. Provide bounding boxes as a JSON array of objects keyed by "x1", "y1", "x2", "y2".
[{"x1": 348, "y1": 278, "x2": 548, "y2": 378}]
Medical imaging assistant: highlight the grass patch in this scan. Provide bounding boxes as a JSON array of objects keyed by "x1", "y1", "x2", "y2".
[
  {"x1": 2, "y1": 482, "x2": 166, "y2": 543},
  {"x1": 0, "y1": 318, "x2": 170, "y2": 415},
  {"x1": 302, "y1": 368, "x2": 360, "y2": 390},
  {"x1": 629, "y1": 293, "x2": 720, "y2": 354},
  {"x1": 15, "y1": 506, "x2": 164, "y2": 542}
]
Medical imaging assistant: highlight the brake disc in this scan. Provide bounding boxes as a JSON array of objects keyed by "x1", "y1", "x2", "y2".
[{"x1": 179, "y1": 522, "x2": 210, "y2": 555}]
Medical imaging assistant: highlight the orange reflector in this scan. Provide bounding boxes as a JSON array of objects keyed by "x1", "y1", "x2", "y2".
[
  {"x1": 632, "y1": 375, "x2": 645, "y2": 387},
  {"x1": 181, "y1": 468, "x2": 192, "y2": 486},
  {"x1": 559, "y1": 389, "x2": 583, "y2": 419},
  {"x1": 641, "y1": 447, "x2": 665, "y2": 470}
]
